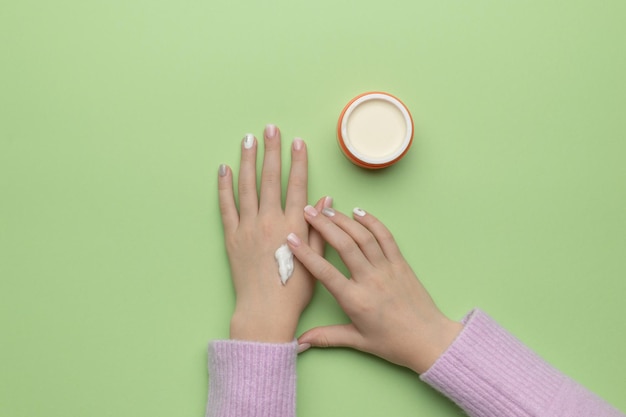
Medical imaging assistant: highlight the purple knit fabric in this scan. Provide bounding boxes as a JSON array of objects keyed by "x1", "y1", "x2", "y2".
[
  {"x1": 420, "y1": 309, "x2": 623, "y2": 417},
  {"x1": 206, "y1": 310, "x2": 624, "y2": 417},
  {"x1": 206, "y1": 340, "x2": 297, "y2": 417}
]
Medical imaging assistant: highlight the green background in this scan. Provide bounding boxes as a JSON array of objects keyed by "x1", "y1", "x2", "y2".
[{"x1": 2, "y1": 0, "x2": 625, "y2": 415}]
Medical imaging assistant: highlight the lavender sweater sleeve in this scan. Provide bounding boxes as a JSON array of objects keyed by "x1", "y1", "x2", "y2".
[
  {"x1": 421, "y1": 309, "x2": 623, "y2": 417},
  {"x1": 206, "y1": 310, "x2": 623, "y2": 417},
  {"x1": 206, "y1": 340, "x2": 297, "y2": 417}
]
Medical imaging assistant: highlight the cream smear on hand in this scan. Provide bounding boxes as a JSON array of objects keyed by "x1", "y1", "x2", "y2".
[{"x1": 274, "y1": 244, "x2": 294, "y2": 285}]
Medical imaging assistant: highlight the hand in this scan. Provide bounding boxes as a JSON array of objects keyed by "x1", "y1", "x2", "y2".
[
  {"x1": 286, "y1": 205, "x2": 463, "y2": 373},
  {"x1": 217, "y1": 125, "x2": 328, "y2": 343}
]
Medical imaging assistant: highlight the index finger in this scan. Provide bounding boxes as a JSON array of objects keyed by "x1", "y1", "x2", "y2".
[
  {"x1": 303, "y1": 205, "x2": 371, "y2": 276},
  {"x1": 287, "y1": 232, "x2": 349, "y2": 297}
]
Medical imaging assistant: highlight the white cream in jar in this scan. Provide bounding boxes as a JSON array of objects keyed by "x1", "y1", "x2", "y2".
[{"x1": 338, "y1": 92, "x2": 414, "y2": 169}]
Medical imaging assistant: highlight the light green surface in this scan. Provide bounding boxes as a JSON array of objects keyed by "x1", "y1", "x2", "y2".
[{"x1": 1, "y1": 1, "x2": 625, "y2": 416}]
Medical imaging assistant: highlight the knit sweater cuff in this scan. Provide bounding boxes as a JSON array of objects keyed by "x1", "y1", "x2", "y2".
[
  {"x1": 206, "y1": 340, "x2": 297, "y2": 417},
  {"x1": 420, "y1": 309, "x2": 564, "y2": 417}
]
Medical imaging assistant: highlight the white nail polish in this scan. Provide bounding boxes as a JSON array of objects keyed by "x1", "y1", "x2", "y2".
[
  {"x1": 218, "y1": 164, "x2": 227, "y2": 177},
  {"x1": 322, "y1": 208, "x2": 335, "y2": 217},
  {"x1": 265, "y1": 124, "x2": 278, "y2": 139},
  {"x1": 243, "y1": 134, "x2": 255, "y2": 149},
  {"x1": 323, "y1": 196, "x2": 333, "y2": 209},
  {"x1": 353, "y1": 207, "x2": 366, "y2": 217},
  {"x1": 304, "y1": 205, "x2": 318, "y2": 217},
  {"x1": 287, "y1": 232, "x2": 301, "y2": 247},
  {"x1": 293, "y1": 137, "x2": 304, "y2": 151},
  {"x1": 297, "y1": 343, "x2": 311, "y2": 354}
]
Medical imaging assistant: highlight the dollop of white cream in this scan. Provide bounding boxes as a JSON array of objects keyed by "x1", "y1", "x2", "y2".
[{"x1": 274, "y1": 244, "x2": 294, "y2": 285}]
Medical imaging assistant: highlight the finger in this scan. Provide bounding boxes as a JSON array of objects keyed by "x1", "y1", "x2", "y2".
[
  {"x1": 285, "y1": 138, "x2": 308, "y2": 217},
  {"x1": 309, "y1": 196, "x2": 332, "y2": 256},
  {"x1": 352, "y1": 208, "x2": 404, "y2": 263},
  {"x1": 297, "y1": 323, "x2": 363, "y2": 350},
  {"x1": 217, "y1": 164, "x2": 238, "y2": 234},
  {"x1": 319, "y1": 206, "x2": 386, "y2": 267},
  {"x1": 237, "y1": 133, "x2": 258, "y2": 218},
  {"x1": 259, "y1": 124, "x2": 282, "y2": 213},
  {"x1": 303, "y1": 205, "x2": 371, "y2": 275},
  {"x1": 287, "y1": 231, "x2": 349, "y2": 297}
]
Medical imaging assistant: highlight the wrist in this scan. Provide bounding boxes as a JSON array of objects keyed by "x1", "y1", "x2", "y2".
[
  {"x1": 230, "y1": 310, "x2": 299, "y2": 343},
  {"x1": 410, "y1": 318, "x2": 464, "y2": 374}
]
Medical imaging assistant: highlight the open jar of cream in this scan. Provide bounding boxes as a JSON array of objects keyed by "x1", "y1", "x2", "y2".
[{"x1": 337, "y1": 92, "x2": 414, "y2": 169}]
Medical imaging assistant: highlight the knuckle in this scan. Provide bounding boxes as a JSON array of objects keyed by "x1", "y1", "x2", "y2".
[
  {"x1": 238, "y1": 182, "x2": 257, "y2": 196},
  {"x1": 372, "y1": 225, "x2": 394, "y2": 245},
  {"x1": 319, "y1": 334, "x2": 332, "y2": 348},
  {"x1": 378, "y1": 227, "x2": 393, "y2": 241},
  {"x1": 310, "y1": 329, "x2": 331, "y2": 348},
  {"x1": 356, "y1": 229, "x2": 376, "y2": 248},
  {"x1": 379, "y1": 233, "x2": 396, "y2": 248},
  {"x1": 224, "y1": 235, "x2": 240, "y2": 253},
  {"x1": 315, "y1": 262, "x2": 335, "y2": 280},
  {"x1": 288, "y1": 175, "x2": 306, "y2": 190},
  {"x1": 264, "y1": 140, "x2": 281, "y2": 151},
  {"x1": 262, "y1": 172, "x2": 281, "y2": 186},
  {"x1": 335, "y1": 237, "x2": 355, "y2": 254},
  {"x1": 219, "y1": 199, "x2": 235, "y2": 216}
]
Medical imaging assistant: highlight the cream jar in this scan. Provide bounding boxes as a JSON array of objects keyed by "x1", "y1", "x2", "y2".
[{"x1": 337, "y1": 92, "x2": 414, "y2": 169}]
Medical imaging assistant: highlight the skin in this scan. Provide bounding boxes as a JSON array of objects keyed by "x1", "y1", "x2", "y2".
[
  {"x1": 218, "y1": 124, "x2": 461, "y2": 373},
  {"x1": 287, "y1": 206, "x2": 464, "y2": 374},
  {"x1": 217, "y1": 124, "x2": 328, "y2": 343}
]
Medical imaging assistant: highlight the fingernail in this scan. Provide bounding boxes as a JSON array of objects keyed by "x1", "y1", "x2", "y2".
[
  {"x1": 293, "y1": 137, "x2": 304, "y2": 151},
  {"x1": 304, "y1": 205, "x2": 318, "y2": 217},
  {"x1": 323, "y1": 196, "x2": 333, "y2": 209},
  {"x1": 297, "y1": 343, "x2": 311, "y2": 354},
  {"x1": 218, "y1": 164, "x2": 227, "y2": 177},
  {"x1": 322, "y1": 208, "x2": 335, "y2": 217},
  {"x1": 353, "y1": 207, "x2": 366, "y2": 217},
  {"x1": 287, "y1": 232, "x2": 301, "y2": 247},
  {"x1": 243, "y1": 133, "x2": 255, "y2": 149},
  {"x1": 265, "y1": 124, "x2": 278, "y2": 139}
]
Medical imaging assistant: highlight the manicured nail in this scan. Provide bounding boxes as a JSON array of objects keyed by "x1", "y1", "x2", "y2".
[
  {"x1": 243, "y1": 133, "x2": 255, "y2": 149},
  {"x1": 293, "y1": 137, "x2": 304, "y2": 151},
  {"x1": 304, "y1": 205, "x2": 318, "y2": 217},
  {"x1": 218, "y1": 164, "x2": 227, "y2": 177},
  {"x1": 323, "y1": 196, "x2": 333, "y2": 209},
  {"x1": 322, "y1": 208, "x2": 335, "y2": 217},
  {"x1": 297, "y1": 343, "x2": 311, "y2": 354},
  {"x1": 353, "y1": 207, "x2": 366, "y2": 217},
  {"x1": 265, "y1": 124, "x2": 278, "y2": 139},
  {"x1": 287, "y1": 233, "x2": 301, "y2": 247}
]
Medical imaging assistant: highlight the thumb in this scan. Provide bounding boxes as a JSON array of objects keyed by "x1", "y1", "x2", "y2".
[{"x1": 297, "y1": 323, "x2": 362, "y2": 351}]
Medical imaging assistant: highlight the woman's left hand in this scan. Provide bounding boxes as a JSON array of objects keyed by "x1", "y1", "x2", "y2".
[{"x1": 217, "y1": 124, "x2": 328, "y2": 343}]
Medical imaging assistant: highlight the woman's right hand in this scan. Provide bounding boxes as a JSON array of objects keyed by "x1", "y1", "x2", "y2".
[{"x1": 286, "y1": 204, "x2": 463, "y2": 374}]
